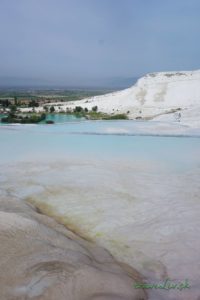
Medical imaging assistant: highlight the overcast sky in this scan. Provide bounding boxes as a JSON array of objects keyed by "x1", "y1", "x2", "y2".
[{"x1": 0, "y1": 0, "x2": 200, "y2": 87}]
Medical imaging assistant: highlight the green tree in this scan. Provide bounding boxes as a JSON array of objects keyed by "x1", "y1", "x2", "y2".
[
  {"x1": 9, "y1": 105, "x2": 17, "y2": 117},
  {"x1": 50, "y1": 106, "x2": 55, "y2": 113},
  {"x1": 29, "y1": 100, "x2": 39, "y2": 108},
  {"x1": 92, "y1": 106, "x2": 98, "y2": 112},
  {"x1": 14, "y1": 96, "x2": 18, "y2": 106},
  {"x1": 74, "y1": 106, "x2": 83, "y2": 113},
  {"x1": 43, "y1": 106, "x2": 49, "y2": 112}
]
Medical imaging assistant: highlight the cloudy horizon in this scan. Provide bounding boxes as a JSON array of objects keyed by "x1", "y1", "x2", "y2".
[{"x1": 0, "y1": 0, "x2": 200, "y2": 87}]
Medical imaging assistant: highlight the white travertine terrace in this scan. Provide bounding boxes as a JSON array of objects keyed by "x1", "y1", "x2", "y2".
[
  {"x1": 0, "y1": 197, "x2": 146, "y2": 300},
  {"x1": 21, "y1": 70, "x2": 200, "y2": 127}
]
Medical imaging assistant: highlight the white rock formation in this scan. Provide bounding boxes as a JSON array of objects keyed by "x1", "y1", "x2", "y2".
[
  {"x1": 0, "y1": 197, "x2": 146, "y2": 300},
  {"x1": 20, "y1": 70, "x2": 200, "y2": 127}
]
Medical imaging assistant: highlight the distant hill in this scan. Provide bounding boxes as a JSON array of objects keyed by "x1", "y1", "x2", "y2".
[{"x1": 0, "y1": 76, "x2": 139, "y2": 89}]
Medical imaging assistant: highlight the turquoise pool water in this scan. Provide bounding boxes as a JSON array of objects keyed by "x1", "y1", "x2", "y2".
[
  {"x1": 0, "y1": 121, "x2": 200, "y2": 171},
  {"x1": 0, "y1": 113, "x2": 85, "y2": 124},
  {"x1": 39, "y1": 113, "x2": 85, "y2": 123}
]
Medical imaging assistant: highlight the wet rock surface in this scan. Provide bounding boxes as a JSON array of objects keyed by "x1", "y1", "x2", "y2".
[{"x1": 0, "y1": 198, "x2": 147, "y2": 300}]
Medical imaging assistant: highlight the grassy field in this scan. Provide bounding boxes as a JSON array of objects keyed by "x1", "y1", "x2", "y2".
[{"x1": 0, "y1": 88, "x2": 113, "y2": 102}]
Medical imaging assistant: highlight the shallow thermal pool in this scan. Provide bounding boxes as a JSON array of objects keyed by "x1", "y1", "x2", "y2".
[{"x1": 0, "y1": 120, "x2": 200, "y2": 300}]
